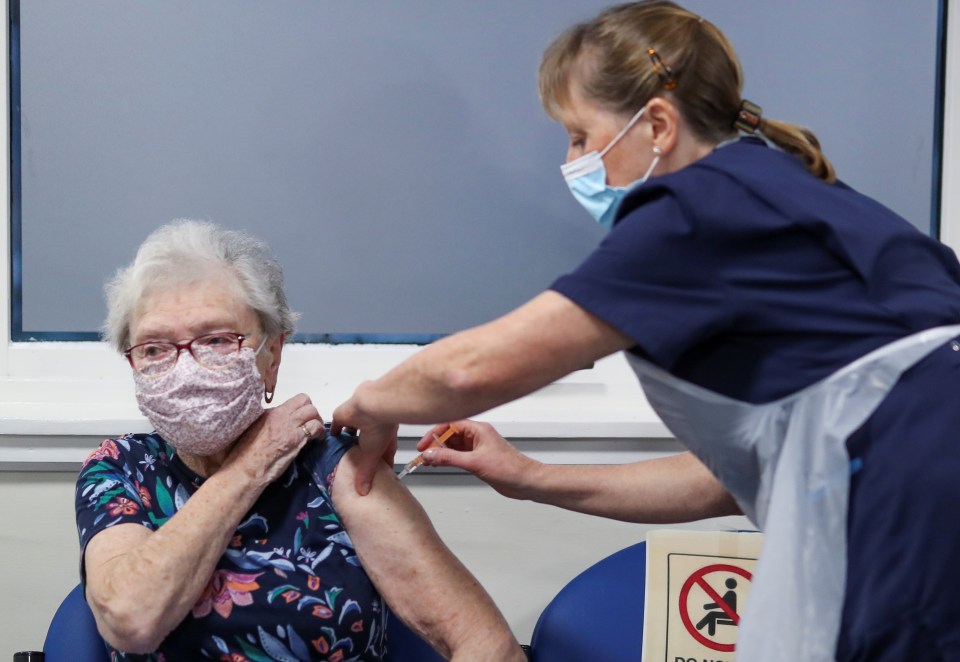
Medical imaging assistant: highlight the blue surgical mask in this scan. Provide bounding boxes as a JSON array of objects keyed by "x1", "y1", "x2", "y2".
[{"x1": 561, "y1": 106, "x2": 661, "y2": 230}]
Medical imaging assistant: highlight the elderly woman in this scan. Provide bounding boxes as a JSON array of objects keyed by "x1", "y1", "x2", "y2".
[{"x1": 75, "y1": 220, "x2": 523, "y2": 661}]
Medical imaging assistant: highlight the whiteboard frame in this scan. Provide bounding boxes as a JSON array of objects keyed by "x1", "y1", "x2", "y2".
[{"x1": 941, "y1": 0, "x2": 960, "y2": 252}]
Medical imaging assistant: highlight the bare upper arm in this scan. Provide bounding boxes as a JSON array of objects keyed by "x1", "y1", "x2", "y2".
[
  {"x1": 330, "y1": 448, "x2": 516, "y2": 658},
  {"x1": 478, "y1": 290, "x2": 634, "y2": 378},
  {"x1": 329, "y1": 449, "x2": 452, "y2": 597}
]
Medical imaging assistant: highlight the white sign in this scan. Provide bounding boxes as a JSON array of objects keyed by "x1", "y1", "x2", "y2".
[{"x1": 642, "y1": 530, "x2": 763, "y2": 662}]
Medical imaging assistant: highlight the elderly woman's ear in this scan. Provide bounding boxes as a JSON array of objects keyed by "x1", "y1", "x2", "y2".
[{"x1": 258, "y1": 333, "x2": 285, "y2": 398}]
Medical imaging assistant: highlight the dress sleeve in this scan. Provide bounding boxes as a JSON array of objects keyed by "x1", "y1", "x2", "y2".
[
  {"x1": 304, "y1": 430, "x2": 359, "y2": 491},
  {"x1": 551, "y1": 189, "x2": 735, "y2": 370},
  {"x1": 75, "y1": 435, "x2": 174, "y2": 581}
]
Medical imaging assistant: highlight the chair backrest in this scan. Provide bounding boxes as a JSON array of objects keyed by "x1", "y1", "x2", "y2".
[
  {"x1": 43, "y1": 584, "x2": 110, "y2": 662},
  {"x1": 41, "y1": 583, "x2": 442, "y2": 661},
  {"x1": 528, "y1": 541, "x2": 647, "y2": 662}
]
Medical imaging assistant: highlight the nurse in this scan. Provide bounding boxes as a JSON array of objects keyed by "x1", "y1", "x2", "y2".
[{"x1": 333, "y1": 1, "x2": 960, "y2": 659}]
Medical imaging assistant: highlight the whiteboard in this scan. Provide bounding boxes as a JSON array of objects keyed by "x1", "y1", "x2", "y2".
[{"x1": 11, "y1": 0, "x2": 944, "y2": 341}]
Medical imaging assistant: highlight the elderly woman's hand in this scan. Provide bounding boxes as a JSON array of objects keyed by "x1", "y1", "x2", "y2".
[{"x1": 221, "y1": 393, "x2": 325, "y2": 487}]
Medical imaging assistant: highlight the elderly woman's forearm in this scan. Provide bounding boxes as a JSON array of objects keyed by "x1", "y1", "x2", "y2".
[{"x1": 85, "y1": 469, "x2": 266, "y2": 652}]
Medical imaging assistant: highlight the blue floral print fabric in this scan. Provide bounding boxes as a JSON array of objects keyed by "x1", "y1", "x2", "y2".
[{"x1": 75, "y1": 431, "x2": 387, "y2": 661}]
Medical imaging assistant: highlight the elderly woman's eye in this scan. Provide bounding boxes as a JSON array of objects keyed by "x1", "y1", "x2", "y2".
[
  {"x1": 198, "y1": 333, "x2": 239, "y2": 351},
  {"x1": 140, "y1": 343, "x2": 169, "y2": 358}
]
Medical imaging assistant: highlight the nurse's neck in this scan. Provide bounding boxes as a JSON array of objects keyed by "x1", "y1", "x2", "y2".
[{"x1": 658, "y1": 130, "x2": 719, "y2": 176}]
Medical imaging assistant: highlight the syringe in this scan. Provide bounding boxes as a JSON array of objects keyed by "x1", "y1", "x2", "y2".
[{"x1": 397, "y1": 424, "x2": 459, "y2": 479}]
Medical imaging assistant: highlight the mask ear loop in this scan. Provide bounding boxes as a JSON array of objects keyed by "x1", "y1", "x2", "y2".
[
  {"x1": 640, "y1": 145, "x2": 662, "y2": 181},
  {"x1": 599, "y1": 106, "x2": 648, "y2": 159},
  {"x1": 598, "y1": 46, "x2": 676, "y2": 162}
]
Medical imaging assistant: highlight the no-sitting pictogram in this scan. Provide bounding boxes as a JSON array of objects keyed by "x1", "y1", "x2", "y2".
[{"x1": 677, "y1": 563, "x2": 752, "y2": 652}]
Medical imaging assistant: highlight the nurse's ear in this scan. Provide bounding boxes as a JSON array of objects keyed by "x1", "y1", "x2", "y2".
[
  {"x1": 645, "y1": 96, "x2": 715, "y2": 173},
  {"x1": 644, "y1": 96, "x2": 681, "y2": 156}
]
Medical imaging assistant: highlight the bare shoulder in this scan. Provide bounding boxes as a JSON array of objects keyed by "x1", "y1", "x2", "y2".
[{"x1": 329, "y1": 449, "x2": 426, "y2": 522}]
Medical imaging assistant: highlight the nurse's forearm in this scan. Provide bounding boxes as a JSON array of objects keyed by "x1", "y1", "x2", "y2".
[
  {"x1": 346, "y1": 291, "x2": 634, "y2": 426},
  {"x1": 348, "y1": 329, "x2": 538, "y2": 425},
  {"x1": 519, "y1": 452, "x2": 740, "y2": 523}
]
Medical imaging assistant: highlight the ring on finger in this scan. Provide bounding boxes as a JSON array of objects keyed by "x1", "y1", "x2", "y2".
[{"x1": 300, "y1": 424, "x2": 311, "y2": 439}]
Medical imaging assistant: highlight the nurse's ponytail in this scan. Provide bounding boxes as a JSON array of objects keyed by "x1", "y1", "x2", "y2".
[
  {"x1": 539, "y1": 1, "x2": 836, "y2": 183},
  {"x1": 757, "y1": 118, "x2": 836, "y2": 183}
]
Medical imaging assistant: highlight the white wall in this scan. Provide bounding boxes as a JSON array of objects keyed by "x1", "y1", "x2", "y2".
[
  {"x1": 1, "y1": 472, "x2": 81, "y2": 655},
  {"x1": 0, "y1": 467, "x2": 748, "y2": 654}
]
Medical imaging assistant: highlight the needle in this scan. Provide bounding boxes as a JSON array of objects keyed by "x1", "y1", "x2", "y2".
[{"x1": 397, "y1": 424, "x2": 459, "y2": 479}]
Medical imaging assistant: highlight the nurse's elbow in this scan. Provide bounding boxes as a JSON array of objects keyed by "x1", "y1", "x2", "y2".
[
  {"x1": 443, "y1": 363, "x2": 492, "y2": 400},
  {"x1": 706, "y1": 487, "x2": 742, "y2": 518}
]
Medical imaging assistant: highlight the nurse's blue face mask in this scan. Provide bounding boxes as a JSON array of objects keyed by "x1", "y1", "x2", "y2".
[{"x1": 560, "y1": 105, "x2": 661, "y2": 230}]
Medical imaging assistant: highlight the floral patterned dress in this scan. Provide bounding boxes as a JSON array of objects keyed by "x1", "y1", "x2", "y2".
[{"x1": 75, "y1": 432, "x2": 387, "y2": 661}]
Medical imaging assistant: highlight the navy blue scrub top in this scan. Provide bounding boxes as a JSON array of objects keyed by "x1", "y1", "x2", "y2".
[{"x1": 552, "y1": 138, "x2": 960, "y2": 403}]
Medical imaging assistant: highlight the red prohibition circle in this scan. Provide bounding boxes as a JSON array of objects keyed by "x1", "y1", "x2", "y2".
[{"x1": 677, "y1": 563, "x2": 753, "y2": 652}]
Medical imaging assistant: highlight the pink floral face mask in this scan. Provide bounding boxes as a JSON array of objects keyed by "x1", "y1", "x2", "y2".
[{"x1": 134, "y1": 344, "x2": 265, "y2": 456}]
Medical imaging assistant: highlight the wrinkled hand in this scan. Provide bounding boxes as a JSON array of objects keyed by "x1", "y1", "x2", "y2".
[
  {"x1": 222, "y1": 393, "x2": 325, "y2": 488},
  {"x1": 331, "y1": 398, "x2": 397, "y2": 496},
  {"x1": 418, "y1": 420, "x2": 536, "y2": 500}
]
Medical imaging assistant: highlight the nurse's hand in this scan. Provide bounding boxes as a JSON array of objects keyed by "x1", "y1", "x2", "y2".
[
  {"x1": 331, "y1": 398, "x2": 398, "y2": 496},
  {"x1": 418, "y1": 420, "x2": 538, "y2": 501}
]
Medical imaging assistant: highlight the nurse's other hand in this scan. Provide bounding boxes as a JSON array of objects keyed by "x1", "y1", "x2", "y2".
[
  {"x1": 351, "y1": 422, "x2": 398, "y2": 495},
  {"x1": 418, "y1": 420, "x2": 537, "y2": 501},
  {"x1": 331, "y1": 398, "x2": 398, "y2": 495}
]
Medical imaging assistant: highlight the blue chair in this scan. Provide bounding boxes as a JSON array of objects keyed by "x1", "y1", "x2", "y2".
[
  {"x1": 43, "y1": 584, "x2": 108, "y2": 662},
  {"x1": 40, "y1": 583, "x2": 442, "y2": 661},
  {"x1": 528, "y1": 541, "x2": 647, "y2": 662}
]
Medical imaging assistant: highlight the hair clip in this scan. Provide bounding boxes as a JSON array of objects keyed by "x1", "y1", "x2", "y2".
[
  {"x1": 647, "y1": 49, "x2": 677, "y2": 90},
  {"x1": 734, "y1": 99, "x2": 763, "y2": 134}
]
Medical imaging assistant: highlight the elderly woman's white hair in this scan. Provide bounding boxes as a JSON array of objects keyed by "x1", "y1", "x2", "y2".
[{"x1": 103, "y1": 220, "x2": 299, "y2": 351}]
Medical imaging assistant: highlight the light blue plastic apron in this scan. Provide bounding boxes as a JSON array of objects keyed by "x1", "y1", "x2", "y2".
[{"x1": 626, "y1": 324, "x2": 960, "y2": 661}]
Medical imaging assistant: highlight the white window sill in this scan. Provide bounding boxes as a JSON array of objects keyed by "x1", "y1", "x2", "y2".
[{"x1": 0, "y1": 343, "x2": 673, "y2": 468}]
